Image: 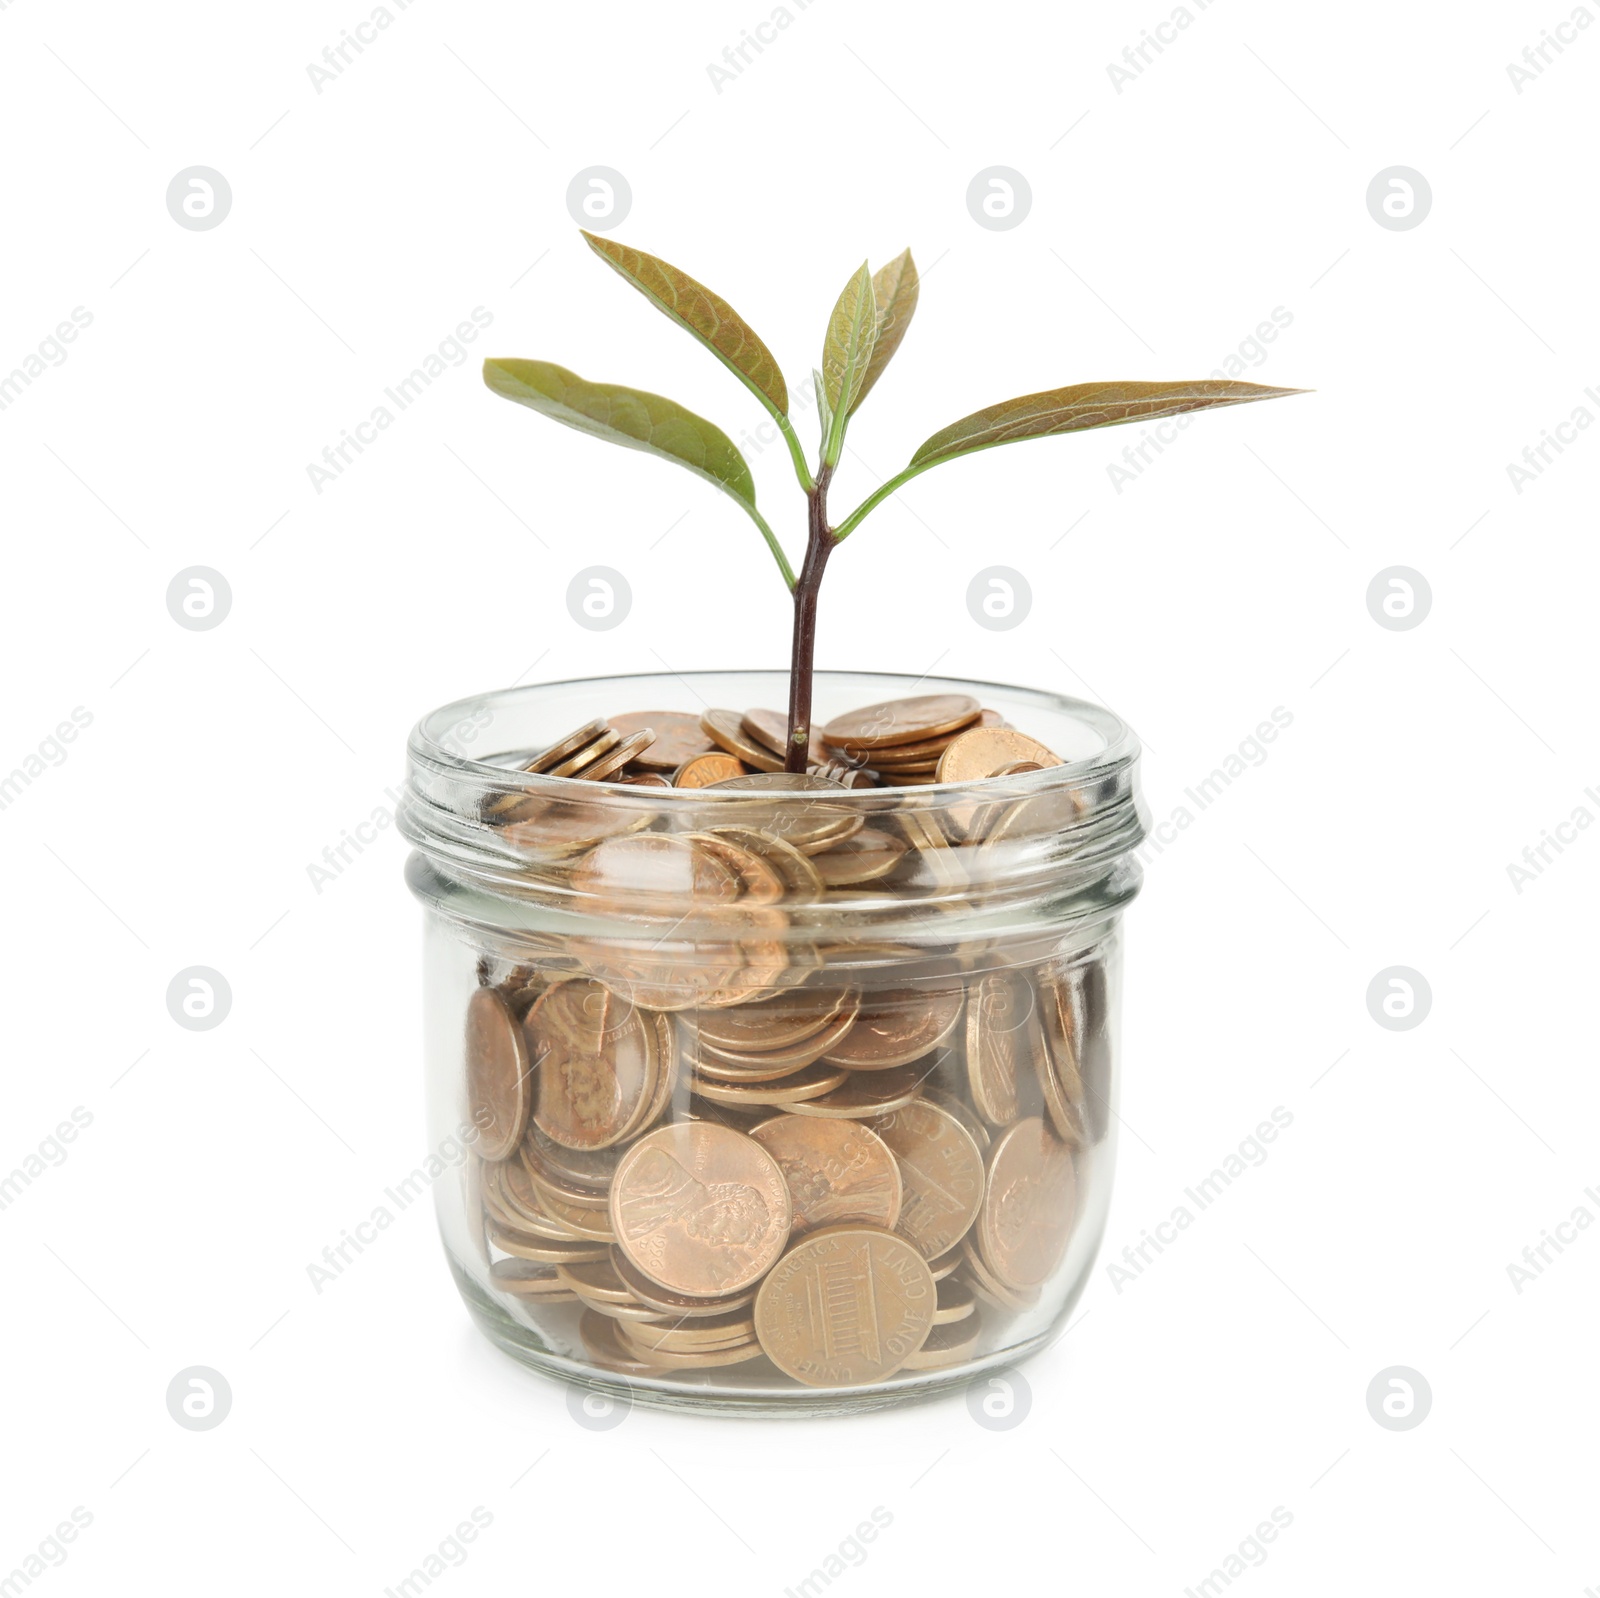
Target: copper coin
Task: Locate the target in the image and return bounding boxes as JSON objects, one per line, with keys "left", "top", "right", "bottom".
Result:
{"left": 935, "top": 727, "right": 1061, "bottom": 785}
{"left": 872, "top": 1098, "right": 985, "bottom": 1260}
{"left": 822, "top": 986, "right": 963, "bottom": 1070}
{"left": 545, "top": 727, "right": 623, "bottom": 778}
{"left": 931, "top": 1276, "right": 976, "bottom": 1325}
{"left": 682, "top": 832, "right": 785, "bottom": 904}
{"left": 899, "top": 1314, "right": 981, "bottom": 1371}
{"left": 525, "top": 980, "right": 658, "bottom": 1150}
{"left": 489, "top": 1229, "right": 609, "bottom": 1265}
{"left": 964, "top": 971, "right": 1039, "bottom": 1127}
{"left": 690, "top": 1061, "right": 849, "bottom": 1106}
{"left": 958, "top": 1235, "right": 1039, "bottom": 1313}
{"left": 753, "top": 1224, "right": 936, "bottom": 1387}
{"left": 692, "top": 984, "right": 855, "bottom": 1054}
{"left": 525, "top": 718, "right": 609, "bottom": 774}
{"left": 500, "top": 799, "right": 654, "bottom": 858}
{"left": 701, "top": 825, "right": 825, "bottom": 899}
{"left": 465, "top": 987, "right": 532, "bottom": 1162}
{"left": 578, "top": 1309, "right": 663, "bottom": 1375}
{"left": 699, "top": 708, "right": 783, "bottom": 771}
{"left": 811, "top": 828, "right": 910, "bottom": 887}
{"left": 608, "top": 1245, "right": 758, "bottom": 1317}
{"left": 613, "top": 771, "right": 673, "bottom": 789}
{"left": 927, "top": 1241, "right": 964, "bottom": 1282}
{"left": 740, "top": 707, "right": 827, "bottom": 767}
{"left": 617, "top": 1337, "right": 764, "bottom": 1370}
{"left": 521, "top": 1123, "right": 620, "bottom": 1198}
{"left": 489, "top": 1259, "right": 573, "bottom": 1297}
{"left": 610, "top": 710, "right": 715, "bottom": 770}
{"left": 1038, "top": 972, "right": 1088, "bottom": 1146}
{"left": 784, "top": 1064, "right": 928, "bottom": 1120}
{"left": 554, "top": 1256, "right": 636, "bottom": 1305}
{"left": 570, "top": 833, "right": 741, "bottom": 906}
{"left": 822, "top": 694, "right": 982, "bottom": 751}
{"left": 979, "top": 1116, "right": 1077, "bottom": 1291}
{"left": 674, "top": 752, "right": 748, "bottom": 788}
{"left": 750, "top": 1115, "right": 903, "bottom": 1235}
{"left": 571, "top": 728, "right": 656, "bottom": 783}
{"left": 618, "top": 1306, "right": 757, "bottom": 1352}
{"left": 609, "top": 1122, "right": 791, "bottom": 1296}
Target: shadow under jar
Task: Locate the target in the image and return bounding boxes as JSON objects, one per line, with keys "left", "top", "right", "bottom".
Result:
{"left": 401, "top": 670, "right": 1147, "bottom": 1416}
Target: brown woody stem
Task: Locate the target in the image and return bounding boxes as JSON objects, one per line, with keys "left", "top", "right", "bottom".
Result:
{"left": 784, "top": 464, "right": 835, "bottom": 773}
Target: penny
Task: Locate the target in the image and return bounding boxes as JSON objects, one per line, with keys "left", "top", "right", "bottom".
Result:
{"left": 784, "top": 1063, "right": 929, "bottom": 1120}
{"left": 571, "top": 833, "right": 741, "bottom": 906}
{"left": 741, "top": 707, "right": 827, "bottom": 767}
{"left": 753, "top": 1224, "right": 936, "bottom": 1387}
{"left": 811, "top": 828, "right": 909, "bottom": 887}
{"left": 545, "top": 727, "right": 623, "bottom": 779}
{"left": 692, "top": 984, "right": 854, "bottom": 1054}
{"left": 958, "top": 1235, "right": 1038, "bottom": 1313}
{"left": 609, "top": 710, "right": 714, "bottom": 770}
{"left": 701, "top": 825, "right": 825, "bottom": 899}
{"left": 899, "top": 1314, "right": 981, "bottom": 1371}
{"left": 617, "top": 1336, "right": 764, "bottom": 1370}
{"left": 465, "top": 987, "right": 532, "bottom": 1162}
{"left": 699, "top": 708, "right": 783, "bottom": 772}
{"left": 921, "top": 1086, "right": 992, "bottom": 1154}
{"left": 500, "top": 798, "right": 654, "bottom": 857}
{"left": 965, "top": 971, "right": 1037, "bottom": 1127}
{"left": 822, "top": 694, "right": 982, "bottom": 751}
{"left": 935, "top": 727, "right": 1061, "bottom": 785}
{"left": 927, "top": 1241, "right": 964, "bottom": 1282}
{"left": 871, "top": 1098, "right": 985, "bottom": 1261}
{"left": 690, "top": 1061, "right": 849, "bottom": 1106}
{"left": 618, "top": 1306, "right": 757, "bottom": 1352}
{"left": 490, "top": 1259, "right": 578, "bottom": 1298}
{"left": 674, "top": 751, "right": 748, "bottom": 789}
{"left": 931, "top": 1276, "right": 976, "bottom": 1325}
{"left": 534, "top": 1186, "right": 618, "bottom": 1243}
{"left": 489, "top": 1228, "right": 610, "bottom": 1265}
{"left": 610, "top": 1122, "right": 791, "bottom": 1296}
{"left": 683, "top": 832, "right": 785, "bottom": 904}
{"left": 571, "top": 728, "right": 657, "bottom": 783}
{"left": 525, "top": 980, "right": 659, "bottom": 1150}
{"left": 608, "top": 1245, "right": 758, "bottom": 1317}
{"left": 525, "top": 718, "right": 610, "bottom": 774}
{"left": 579, "top": 1309, "right": 665, "bottom": 1375}
{"left": 554, "top": 1256, "right": 636, "bottom": 1304}
{"left": 822, "top": 986, "right": 963, "bottom": 1071}
{"left": 614, "top": 771, "right": 673, "bottom": 789}
{"left": 522, "top": 1123, "right": 621, "bottom": 1197}
{"left": 1038, "top": 973, "right": 1088, "bottom": 1147}
{"left": 750, "top": 1115, "right": 902, "bottom": 1235}
{"left": 979, "top": 1116, "right": 1077, "bottom": 1291}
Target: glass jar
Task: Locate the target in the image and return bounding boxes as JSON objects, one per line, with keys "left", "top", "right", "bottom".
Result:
{"left": 401, "top": 670, "right": 1146, "bottom": 1415}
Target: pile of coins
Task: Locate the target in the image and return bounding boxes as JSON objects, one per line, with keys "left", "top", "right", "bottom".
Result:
{"left": 460, "top": 694, "right": 1113, "bottom": 1389}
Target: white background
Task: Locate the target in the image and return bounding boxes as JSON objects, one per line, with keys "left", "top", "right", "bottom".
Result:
{"left": 2, "top": 0, "right": 1596, "bottom": 1593}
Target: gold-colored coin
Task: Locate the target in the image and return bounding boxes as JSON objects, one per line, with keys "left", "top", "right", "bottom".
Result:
{"left": 935, "top": 727, "right": 1062, "bottom": 785}
{"left": 501, "top": 798, "right": 654, "bottom": 858}
{"left": 570, "top": 833, "right": 741, "bottom": 907}
{"left": 958, "top": 1235, "right": 1039, "bottom": 1313}
{"left": 465, "top": 986, "right": 532, "bottom": 1162}
{"left": 610, "top": 710, "right": 715, "bottom": 770}
{"left": 699, "top": 708, "right": 783, "bottom": 771}
{"left": 609, "top": 1122, "right": 791, "bottom": 1296}
{"left": 554, "top": 1256, "right": 636, "bottom": 1304}
{"left": 613, "top": 771, "right": 673, "bottom": 789}
{"left": 691, "top": 984, "right": 855, "bottom": 1054}
{"left": 617, "top": 1306, "right": 757, "bottom": 1352}
{"left": 978, "top": 1115, "right": 1077, "bottom": 1291}
{"left": 700, "top": 825, "right": 825, "bottom": 900}
{"left": 489, "top": 1259, "right": 577, "bottom": 1298}
{"left": 520, "top": 1124, "right": 619, "bottom": 1204}
{"left": 673, "top": 751, "right": 748, "bottom": 788}
{"left": 579, "top": 1308, "right": 666, "bottom": 1375}
{"left": 571, "top": 729, "right": 657, "bottom": 783}
{"left": 822, "top": 694, "right": 982, "bottom": 751}
{"left": 1038, "top": 972, "right": 1088, "bottom": 1147}
{"left": 750, "top": 1115, "right": 903, "bottom": 1235}
{"left": 525, "top": 718, "right": 610, "bottom": 774}
{"left": 525, "top": 980, "right": 659, "bottom": 1150}
{"left": 489, "top": 1228, "right": 610, "bottom": 1265}
{"left": 753, "top": 1223, "right": 936, "bottom": 1387}
{"left": 682, "top": 832, "right": 785, "bottom": 904}
{"left": 899, "top": 1314, "right": 981, "bottom": 1370}
{"left": 811, "top": 828, "right": 909, "bottom": 887}
{"left": 927, "top": 1241, "right": 964, "bottom": 1282}
{"left": 964, "top": 971, "right": 1039, "bottom": 1127}
{"left": 822, "top": 985, "right": 963, "bottom": 1071}
{"left": 871, "top": 1098, "right": 985, "bottom": 1260}
{"left": 617, "top": 1336, "right": 765, "bottom": 1370}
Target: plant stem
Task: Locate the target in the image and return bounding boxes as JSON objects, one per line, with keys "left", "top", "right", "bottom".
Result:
{"left": 784, "top": 464, "right": 835, "bottom": 772}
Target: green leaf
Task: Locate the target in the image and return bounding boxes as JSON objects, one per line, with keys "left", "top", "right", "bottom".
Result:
{"left": 580, "top": 231, "right": 789, "bottom": 418}
{"left": 811, "top": 368, "right": 832, "bottom": 454}
{"left": 820, "top": 262, "right": 879, "bottom": 464}
{"left": 854, "top": 248, "right": 918, "bottom": 409}
{"left": 484, "top": 357, "right": 757, "bottom": 503}
{"left": 909, "top": 379, "right": 1305, "bottom": 469}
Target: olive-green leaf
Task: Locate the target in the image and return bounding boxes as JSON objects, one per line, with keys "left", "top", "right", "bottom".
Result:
{"left": 581, "top": 231, "right": 788, "bottom": 418}
{"left": 821, "top": 262, "right": 880, "bottom": 449}
{"left": 483, "top": 357, "right": 757, "bottom": 507}
{"left": 855, "top": 248, "right": 918, "bottom": 409}
{"left": 909, "top": 379, "right": 1306, "bottom": 469}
